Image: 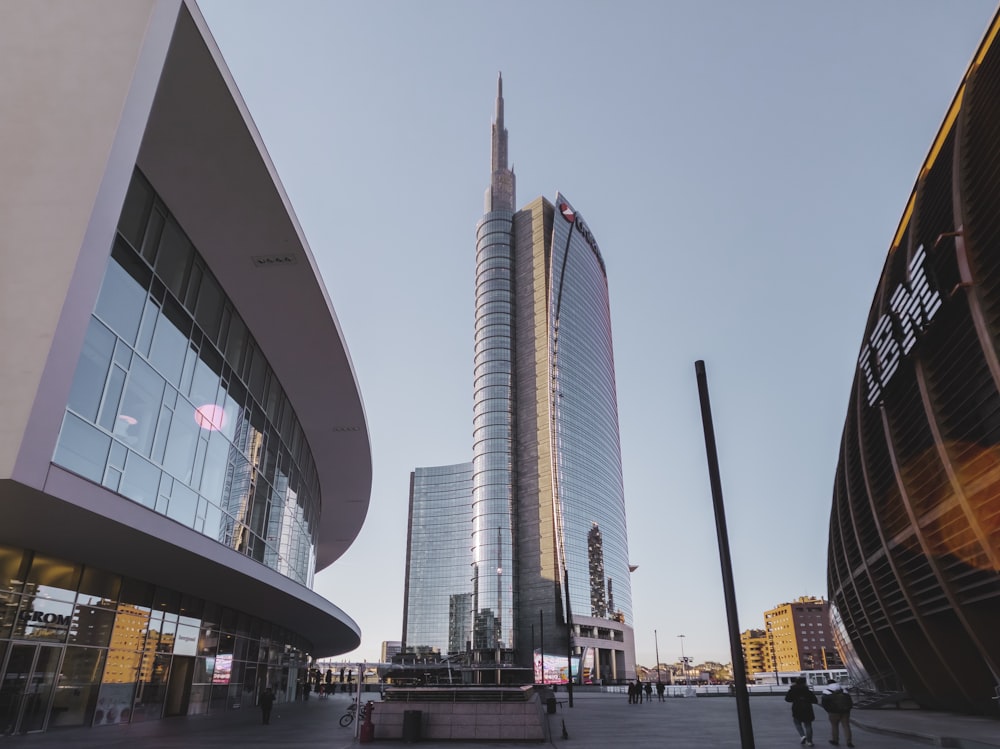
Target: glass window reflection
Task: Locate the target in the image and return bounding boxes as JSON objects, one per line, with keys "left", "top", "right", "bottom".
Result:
{"left": 53, "top": 170, "right": 322, "bottom": 586}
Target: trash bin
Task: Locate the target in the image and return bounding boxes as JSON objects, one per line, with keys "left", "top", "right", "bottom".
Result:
{"left": 402, "top": 709, "right": 422, "bottom": 742}
{"left": 546, "top": 697, "right": 557, "bottom": 714}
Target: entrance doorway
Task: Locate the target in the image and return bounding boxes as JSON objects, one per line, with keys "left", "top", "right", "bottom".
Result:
{"left": 0, "top": 643, "right": 63, "bottom": 735}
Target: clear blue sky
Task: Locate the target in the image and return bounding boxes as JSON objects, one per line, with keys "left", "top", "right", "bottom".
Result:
{"left": 198, "top": 0, "right": 998, "bottom": 668}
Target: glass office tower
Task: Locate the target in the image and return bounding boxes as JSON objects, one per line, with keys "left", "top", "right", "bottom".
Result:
{"left": 471, "top": 77, "right": 634, "bottom": 680}
{"left": 405, "top": 76, "right": 635, "bottom": 683}
{"left": 402, "top": 464, "right": 474, "bottom": 655}
{"left": 471, "top": 74, "right": 517, "bottom": 661}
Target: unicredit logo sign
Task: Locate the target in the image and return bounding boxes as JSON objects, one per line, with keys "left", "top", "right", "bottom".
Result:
{"left": 557, "top": 199, "right": 600, "bottom": 258}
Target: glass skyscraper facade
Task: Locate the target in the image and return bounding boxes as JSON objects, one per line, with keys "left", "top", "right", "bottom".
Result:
{"left": 402, "top": 464, "right": 473, "bottom": 655}
{"left": 405, "top": 76, "right": 635, "bottom": 682}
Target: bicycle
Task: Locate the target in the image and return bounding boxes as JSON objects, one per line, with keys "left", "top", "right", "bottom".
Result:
{"left": 339, "top": 701, "right": 366, "bottom": 727}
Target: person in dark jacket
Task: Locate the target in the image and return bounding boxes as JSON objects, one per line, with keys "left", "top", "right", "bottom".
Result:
{"left": 785, "top": 677, "right": 818, "bottom": 746}
{"left": 259, "top": 687, "right": 275, "bottom": 725}
{"left": 820, "top": 681, "right": 854, "bottom": 747}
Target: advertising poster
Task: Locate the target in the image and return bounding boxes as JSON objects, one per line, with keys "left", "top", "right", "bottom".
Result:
{"left": 533, "top": 649, "right": 587, "bottom": 684}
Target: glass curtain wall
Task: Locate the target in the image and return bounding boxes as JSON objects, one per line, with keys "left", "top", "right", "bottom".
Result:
{"left": 0, "top": 544, "right": 306, "bottom": 731}
{"left": 548, "top": 197, "right": 633, "bottom": 627}
{"left": 403, "top": 464, "right": 474, "bottom": 655}
{"left": 471, "top": 211, "right": 517, "bottom": 658}
{"left": 53, "top": 170, "right": 320, "bottom": 586}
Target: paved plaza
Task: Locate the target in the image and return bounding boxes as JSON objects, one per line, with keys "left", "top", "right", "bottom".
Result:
{"left": 3, "top": 691, "right": 998, "bottom": 748}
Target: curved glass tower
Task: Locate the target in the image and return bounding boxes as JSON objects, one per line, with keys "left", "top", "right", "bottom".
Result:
{"left": 407, "top": 75, "right": 635, "bottom": 683}
{"left": 467, "top": 76, "right": 634, "bottom": 681}
{"left": 472, "top": 74, "right": 517, "bottom": 657}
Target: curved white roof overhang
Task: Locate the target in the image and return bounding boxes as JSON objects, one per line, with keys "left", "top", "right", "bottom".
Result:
{"left": 137, "top": 3, "right": 372, "bottom": 571}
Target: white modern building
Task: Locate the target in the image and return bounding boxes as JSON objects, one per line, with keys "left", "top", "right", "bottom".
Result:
{"left": 0, "top": 0, "right": 371, "bottom": 734}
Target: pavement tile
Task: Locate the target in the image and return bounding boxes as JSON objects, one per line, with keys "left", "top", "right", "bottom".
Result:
{"left": 2, "top": 691, "right": 997, "bottom": 748}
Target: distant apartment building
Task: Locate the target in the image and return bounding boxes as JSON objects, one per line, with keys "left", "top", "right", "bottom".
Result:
{"left": 381, "top": 641, "right": 402, "bottom": 663}
{"left": 739, "top": 628, "right": 768, "bottom": 681}
{"left": 763, "top": 597, "right": 842, "bottom": 673}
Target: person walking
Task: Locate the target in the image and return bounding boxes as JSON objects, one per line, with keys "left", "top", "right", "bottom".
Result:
{"left": 656, "top": 681, "right": 665, "bottom": 702}
{"left": 785, "top": 677, "right": 818, "bottom": 746}
{"left": 259, "top": 687, "right": 275, "bottom": 725}
{"left": 820, "top": 680, "right": 855, "bottom": 747}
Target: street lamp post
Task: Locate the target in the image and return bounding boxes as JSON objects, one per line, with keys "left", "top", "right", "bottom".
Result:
{"left": 496, "top": 565, "right": 502, "bottom": 685}
{"left": 654, "top": 629, "right": 661, "bottom": 684}
{"left": 767, "top": 619, "right": 779, "bottom": 686}
{"left": 678, "top": 634, "right": 687, "bottom": 686}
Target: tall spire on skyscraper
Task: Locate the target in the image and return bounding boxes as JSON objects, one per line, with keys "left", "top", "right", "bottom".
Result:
{"left": 485, "top": 72, "right": 516, "bottom": 212}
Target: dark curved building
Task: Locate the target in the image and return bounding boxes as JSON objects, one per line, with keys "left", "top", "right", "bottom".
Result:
{"left": 827, "top": 10, "right": 1000, "bottom": 715}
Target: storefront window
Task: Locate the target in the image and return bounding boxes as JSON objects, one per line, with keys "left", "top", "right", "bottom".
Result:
{"left": 50, "top": 647, "right": 105, "bottom": 728}
{"left": 77, "top": 566, "right": 121, "bottom": 607}
{"left": 96, "top": 649, "right": 139, "bottom": 725}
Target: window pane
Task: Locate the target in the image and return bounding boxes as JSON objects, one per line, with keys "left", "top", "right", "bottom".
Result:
{"left": 77, "top": 566, "right": 121, "bottom": 607}
{"left": 95, "top": 240, "right": 151, "bottom": 345}
{"left": 195, "top": 272, "right": 224, "bottom": 342}
{"left": 117, "top": 175, "right": 152, "bottom": 250}
{"left": 25, "top": 552, "right": 80, "bottom": 595}
{"left": 67, "top": 318, "right": 115, "bottom": 421}
{"left": 163, "top": 399, "right": 198, "bottom": 483}
{"left": 50, "top": 646, "right": 106, "bottom": 728}
{"left": 69, "top": 604, "right": 116, "bottom": 647}
{"left": 114, "top": 358, "right": 164, "bottom": 457}
{"left": 149, "top": 296, "right": 190, "bottom": 386}
{"left": 54, "top": 413, "right": 111, "bottom": 483}
{"left": 120, "top": 451, "right": 160, "bottom": 509}
{"left": 200, "top": 431, "right": 229, "bottom": 507}
{"left": 141, "top": 207, "right": 165, "bottom": 265}
{"left": 189, "top": 348, "right": 222, "bottom": 410}
{"left": 224, "top": 313, "right": 247, "bottom": 372}
{"left": 97, "top": 366, "right": 127, "bottom": 432}
{"left": 155, "top": 218, "right": 193, "bottom": 301}
{"left": 167, "top": 482, "right": 197, "bottom": 528}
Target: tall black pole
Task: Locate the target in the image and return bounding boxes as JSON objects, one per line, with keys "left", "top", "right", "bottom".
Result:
{"left": 539, "top": 609, "right": 544, "bottom": 665}
{"left": 695, "top": 360, "right": 755, "bottom": 749}
{"left": 538, "top": 609, "right": 545, "bottom": 685}
{"left": 564, "top": 567, "right": 574, "bottom": 707}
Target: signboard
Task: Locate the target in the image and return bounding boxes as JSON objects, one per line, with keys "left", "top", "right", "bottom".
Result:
{"left": 212, "top": 654, "right": 233, "bottom": 685}
{"left": 533, "top": 648, "right": 592, "bottom": 684}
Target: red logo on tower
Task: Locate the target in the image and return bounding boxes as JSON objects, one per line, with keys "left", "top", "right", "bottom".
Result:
{"left": 559, "top": 203, "right": 575, "bottom": 223}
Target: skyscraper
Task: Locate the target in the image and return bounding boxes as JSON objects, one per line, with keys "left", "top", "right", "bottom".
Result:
{"left": 405, "top": 75, "right": 635, "bottom": 683}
